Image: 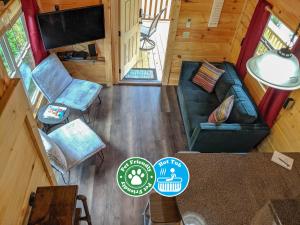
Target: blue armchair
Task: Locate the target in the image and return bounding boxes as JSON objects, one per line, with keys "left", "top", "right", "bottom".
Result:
{"left": 32, "top": 54, "right": 103, "bottom": 120}
{"left": 39, "top": 118, "right": 106, "bottom": 183}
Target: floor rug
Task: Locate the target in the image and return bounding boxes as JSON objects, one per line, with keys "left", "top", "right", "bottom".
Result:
{"left": 124, "top": 68, "right": 157, "bottom": 80}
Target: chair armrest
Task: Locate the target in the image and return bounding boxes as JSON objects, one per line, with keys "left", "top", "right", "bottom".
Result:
{"left": 189, "top": 123, "right": 270, "bottom": 153}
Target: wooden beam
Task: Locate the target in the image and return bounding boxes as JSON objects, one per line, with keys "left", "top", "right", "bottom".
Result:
{"left": 162, "top": 0, "right": 181, "bottom": 85}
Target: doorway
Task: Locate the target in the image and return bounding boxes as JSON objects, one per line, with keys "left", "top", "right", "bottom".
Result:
{"left": 119, "top": 0, "right": 172, "bottom": 83}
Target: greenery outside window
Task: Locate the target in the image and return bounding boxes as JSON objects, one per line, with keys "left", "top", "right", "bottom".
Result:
{"left": 0, "top": 14, "right": 38, "bottom": 104}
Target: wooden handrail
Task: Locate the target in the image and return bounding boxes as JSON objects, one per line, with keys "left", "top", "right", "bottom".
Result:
{"left": 141, "top": 0, "right": 172, "bottom": 20}
{"left": 264, "top": 26, "right": 287, "bottom": 49}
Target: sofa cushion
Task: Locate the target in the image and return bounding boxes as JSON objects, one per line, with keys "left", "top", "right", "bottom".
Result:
{"left": 225, "top": 85, "right": 258, "bottom": 124}
{"left": 215, "top": 62, "right": 242, "bottom": 102}
{"left": 180, "top": 81, "right": 220, "bottom": 104}
{"left": 177, "top": 82, "right": 220, "bottom": 135}
{"left": 208, "top": 95, "right": 234, "bottom": 123}
{"left": 183, "top": 92, "right": 219, "bottom": 132}
{"left": 180, "top": 80, "right": 203, "bottom": 91}
{"left": 179, "top": 62, "right": 201, "bottom": 81}
{"left": 187, "top": 102, "right": 219, "bottom": 134}
{"left": 192, "top": 61, "right": 225, "bottom": 93}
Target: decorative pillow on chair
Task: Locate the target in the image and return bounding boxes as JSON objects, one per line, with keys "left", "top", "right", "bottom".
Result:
{"left": 192, "top": 61, "right": 225, "bottom": 93}
{"left": 38, "top": 129, "right": 68, "bottom": 173}
{"left": 208, "top": 95, "right": 234, "bottom": 123}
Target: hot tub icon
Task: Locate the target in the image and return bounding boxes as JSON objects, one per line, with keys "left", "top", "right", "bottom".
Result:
{"left": 156, "top": 168, "right": 183, "bottom": 192}
{"left": 157, "top": 177, "right": 183, "bottom": 192}
{"left": 154, "top": 157, "right": 190, "bottom": 197}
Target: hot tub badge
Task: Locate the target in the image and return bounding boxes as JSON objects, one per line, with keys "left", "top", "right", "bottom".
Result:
{"left": 116, "top": 157, "right": 155, "bottom": 197}
{"left": 153, "top": 157, "right": 190, "bottom": 197}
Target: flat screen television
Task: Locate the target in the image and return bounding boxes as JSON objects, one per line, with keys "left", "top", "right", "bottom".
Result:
{"left": 37, "top": 5, "right": 105, "bottom": 49}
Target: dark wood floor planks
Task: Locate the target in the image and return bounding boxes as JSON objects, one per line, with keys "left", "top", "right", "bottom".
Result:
{"left": 64, "top": 85, "right": 187, "bottom": 225}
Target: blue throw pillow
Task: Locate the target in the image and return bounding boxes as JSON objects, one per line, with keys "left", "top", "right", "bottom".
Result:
{"left": 225, "top": 85, "right": 258, "bottom": 124}
{"left": 215, "top": 63, "right": 242, "bottom": 102}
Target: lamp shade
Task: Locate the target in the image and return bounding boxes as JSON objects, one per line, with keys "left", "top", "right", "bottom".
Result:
{"left": 246, "top": 50, "right": 300, "bottom": 90}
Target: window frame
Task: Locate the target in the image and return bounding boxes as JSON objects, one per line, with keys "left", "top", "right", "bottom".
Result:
{"left": 0, "top": 13, "right": 39, "bottom": 104}
{"left": 0, "top": 39, "right": 15, "bottom": 76}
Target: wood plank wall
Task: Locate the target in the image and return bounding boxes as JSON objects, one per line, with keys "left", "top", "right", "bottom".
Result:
{"left": 36, "top": 0, "right": 113, "bottom": 85}
{"left": 165, "top": 0, "right": 247, "bottom": 85}
{"left": 229, "top": 0, "right": 300, "bottom": 152}
{"left": 0, "top": 79, "right": 56, "bottom": 225}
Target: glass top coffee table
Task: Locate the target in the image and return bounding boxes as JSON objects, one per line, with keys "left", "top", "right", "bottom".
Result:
{"left": 37, "top": 103, "right": 70, "bottom": 133}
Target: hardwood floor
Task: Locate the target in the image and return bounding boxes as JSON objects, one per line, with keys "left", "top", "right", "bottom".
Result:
{"left": 61, "top": 85, "right": 187, "bottom": 225}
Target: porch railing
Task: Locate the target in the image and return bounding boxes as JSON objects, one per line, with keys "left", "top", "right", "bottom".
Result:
{"left": 141, "top": 0, "right": 172, "bottom": 21}
{"left": 256, "top": 26, "right": 287, "bottom": 55}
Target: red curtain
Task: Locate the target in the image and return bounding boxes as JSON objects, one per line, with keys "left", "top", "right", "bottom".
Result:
{"left": 258, "top": 89, "right": 290, "bottom": 127}
{"left": 258, "top": 40, "right": 300, "bottom": 127}
{"left": 21, "top": 0, "right": 48, "bottom": 65}
{"left": 236, "top": 0, "right": 272, "bottom": 80}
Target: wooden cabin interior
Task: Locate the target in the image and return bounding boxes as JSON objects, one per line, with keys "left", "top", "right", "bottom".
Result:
{"left": 1, "top": 0, "right": 300, "bottom": 224}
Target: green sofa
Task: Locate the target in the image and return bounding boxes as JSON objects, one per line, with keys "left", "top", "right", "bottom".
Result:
{"left": 177, "top": 61, "right": 270, "bottom": 153}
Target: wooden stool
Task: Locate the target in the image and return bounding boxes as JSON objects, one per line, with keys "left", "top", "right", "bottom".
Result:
{"left": 28, "top": 186, "right": 92, "bottom": 225}
{"left": 145, "top": 193, "right": 182, "bottom": 225}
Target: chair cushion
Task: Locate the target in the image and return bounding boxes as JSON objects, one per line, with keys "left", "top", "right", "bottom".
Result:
{"left": 32, "top": 54, "right": 73, "bottom": 102}
{"left": 215, "top": 62, "right": 242, "bottom": 102}
{"left": 48, "top": 119, "right": 106, "bottom": 169}
{"left": 141, "top": 24, "right": 150, "bottom": 36}
{"left": 55, "top": 79, "right": 102, "bottom": 111}
{"left": 225, "top": 85, "right": 258, "bottom": 124}
{"left": 38, "top": 129, "right": 68, "bottom": 173}
{"left": 208, "top": 95, "right": 234, "bottom": 123}
{"left": 192, "top": 61, "right": 224, "bottom": 93}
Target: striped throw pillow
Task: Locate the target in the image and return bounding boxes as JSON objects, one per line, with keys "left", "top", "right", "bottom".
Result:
{"left": 208, "top": 95, "right": 234, "bottom": 123}
{"left": 192, "top": 61, "right": 225, "bottom": 93}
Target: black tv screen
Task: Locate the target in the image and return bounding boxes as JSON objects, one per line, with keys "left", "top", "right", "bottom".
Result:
{"left": 37, "top": 5, "right": 105, "bottom": 49}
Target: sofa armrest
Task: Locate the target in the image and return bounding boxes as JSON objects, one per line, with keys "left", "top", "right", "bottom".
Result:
{"left": 189, "top": 123, "right": 270, "bottom": 153}
{"left": 198, "top": 123, "right": 269, "bottom": 131}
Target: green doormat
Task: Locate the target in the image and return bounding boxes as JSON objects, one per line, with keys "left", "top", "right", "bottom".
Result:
{"left": 124, "top": 68, "right": 157, "bottom": 80}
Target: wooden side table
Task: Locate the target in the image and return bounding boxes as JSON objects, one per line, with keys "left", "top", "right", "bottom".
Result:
{"left": 37, "top": 103, "right": 70, "bottom": 133}
{"left": 28, "top": 185, "right": 92, "bottom": 225}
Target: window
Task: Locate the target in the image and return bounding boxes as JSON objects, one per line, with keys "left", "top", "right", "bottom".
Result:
{"left": 0, "top": 45, "right": 13, "bottom": 74}
{"left": 254, "top": 15, "right": 298, "bottom": 90}
{"left": 0, "top": 15, "right": 38, "bottom": 103}
{"left": 255, "top": 15, "right": 298, "bottom": 56}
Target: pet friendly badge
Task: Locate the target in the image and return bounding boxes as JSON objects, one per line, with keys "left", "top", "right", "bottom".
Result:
{"left": 116, "top": 157, "right": 155, "bottom": 197}
{"left": 153, "top": 157, "right": 190, "bottom": 197}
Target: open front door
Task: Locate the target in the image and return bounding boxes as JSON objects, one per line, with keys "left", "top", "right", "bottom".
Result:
{"left": 120, "top": 0, "right": 141, "bottom": 79}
